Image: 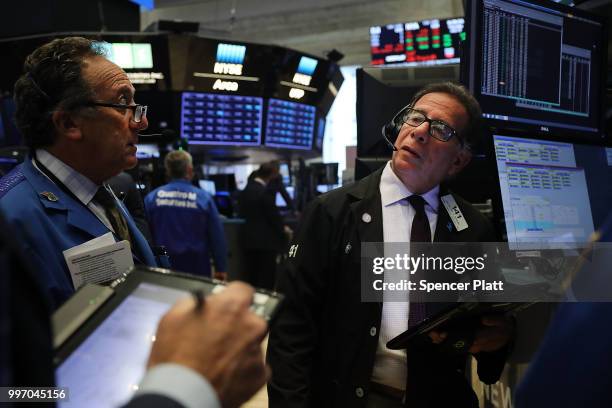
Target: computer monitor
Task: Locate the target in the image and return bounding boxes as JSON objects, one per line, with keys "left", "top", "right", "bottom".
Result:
{"left": 135, "top": 144, "right": 160, "bottom": 159}
{"left": 493, "top": 134, "right": 612, "bottom": 249}
{"left": 180, "top": 92, "right": 263, "bottom": 146}
{"left": 309, "top": 162, "right": 339, "bottom": 185}
{"left": 264, "top": 98, "right": 316, "bottom": 150}
{"left": 94, "top": 41, "right": 153, "bottom": 69}
{"left": 279, "top": 163, "right": 290, "bottom": 185}
{"left": 208, "top": 174, "right": 237, "bottom": 192}
{"left": 198, "top": 179, "right": 216, "bottom": 195}
{"left": 275, "top": 186, "right": 295, "bottom": 207}
{"left": 370, "top": 17, "right": 465, "bottom": 66}
{"left": 464, "top": 0, "right": 607, "bottom": 140}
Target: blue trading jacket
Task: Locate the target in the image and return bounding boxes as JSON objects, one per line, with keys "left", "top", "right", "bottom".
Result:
{"left": 0, "top": 157, "right": 158, "bottom": 310}
{"left": 144, "top": 179, "right": 228, "bottom": 277}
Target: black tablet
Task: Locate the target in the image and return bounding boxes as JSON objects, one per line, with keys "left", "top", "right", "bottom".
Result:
{"left": 52, "top": 266, "right": 283, "bottom": 407}
{"left": 386, "top": 302, "right": 533, "bottom": 350}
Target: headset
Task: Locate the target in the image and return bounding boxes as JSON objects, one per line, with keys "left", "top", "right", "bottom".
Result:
{"left": 381, "top": 104, "right": 412, "bottom": 152}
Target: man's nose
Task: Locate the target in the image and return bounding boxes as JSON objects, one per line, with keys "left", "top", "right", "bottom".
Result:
{"left": 131, "top": 115, "right": 148, "bottom": 131}
{"left": 411, "top": 121, "right": 430, "bottom": 144}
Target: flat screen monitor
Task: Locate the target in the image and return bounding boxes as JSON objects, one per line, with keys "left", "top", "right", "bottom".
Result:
{"left": 310, "top": 162, "right": 339, "bottom": 185}
{"left": 370, "top": 17, "right": 465, "bottom": 66}
{"left": 314, "top": 115, "right": 326, "bottom": 152}
{"left": 135, "top": 144, "right": 159, "bottom": 159}
{"left": 198, "top": 179, "right": 216, "bottom": 195}
{"left": 181, "top": 92, "right": 263, "bottom": 146}
{"left": 279, "top": 163, "right": 290, "bottom": 185}
{"left": 208, "top": 174, "right": 237, "bottom": 192}
{"left": 275, "top": 186, "right": 295, "bottom": 207}
{"left": 94, "top": 42, "right": 153, "bottom": 69}
{"left": 264, "top": 98, "right": 315, "bottom": 150}
{"left": 493, "top": 134, "right": 612, "bottom": 249}
{"left": 465, "top": 0, "right": 607, "bottom": 140}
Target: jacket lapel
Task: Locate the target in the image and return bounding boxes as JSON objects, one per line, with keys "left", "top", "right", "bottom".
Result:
{"left": 348, "top": 168, "right": 385, "bottom": 314}
{"left": 23, "top": 159, "right": 108, "bottom": 239}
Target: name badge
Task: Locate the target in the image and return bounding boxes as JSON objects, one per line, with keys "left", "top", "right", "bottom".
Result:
{"left": 441, "top": 194, "right": 468, "bottom": 232}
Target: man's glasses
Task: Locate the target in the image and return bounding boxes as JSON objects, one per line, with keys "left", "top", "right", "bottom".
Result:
{"left": 87, "top": 102, "right": 148, "bottom": 123}
{"left": 396, "top": 107, "right": 460, "bottom": 145}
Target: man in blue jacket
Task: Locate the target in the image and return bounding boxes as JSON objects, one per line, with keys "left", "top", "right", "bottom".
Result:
{"left": 0, "top": 37, "right": 158, "bottom": 309}
{"left": 145, "top": 150, "right": 228, "bottom": 279}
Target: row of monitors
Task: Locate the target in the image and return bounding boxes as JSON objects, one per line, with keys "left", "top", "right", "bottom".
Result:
{"left": 0, "top": 34, "right": 343, "bottom": 114}
{"left": 180, "top": 92, "right": 325, "bottom": 150}
{"left": 463, "top": 0, "right": 607, "bottom": 142}
{"left": 493, "top": 134, "right": 612, "bottom": 250}
{"left": 370, "top": 17, "right": 465, "bottom": 67}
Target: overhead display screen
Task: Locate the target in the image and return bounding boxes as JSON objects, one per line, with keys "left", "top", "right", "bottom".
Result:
{"left": 181, "top": 92, "right": 262, "bottom": 146}
{"left": 370, "top": 17, "right": 465, "bottom": 66}
{"left": 96, "top": 42, "right": 153, "bottom": 69}
{"left": 94, "top": 36, "right": 171, "bottom": 89}
{"left": 184, "top": 38, "right": 266, "bottom": 96}
{"left": 273, "top": 51, "right": 329, "bottom": 105}
{"left": 264, "top": 98, "right": 316, "bottom": 150}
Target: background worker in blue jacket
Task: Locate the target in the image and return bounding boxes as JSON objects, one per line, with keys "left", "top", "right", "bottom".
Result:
{"left": 0, "top": 37, "right": 158, "bottom": 309}
{"left": 145, "top": 150, "right": 228, "bottom": 279}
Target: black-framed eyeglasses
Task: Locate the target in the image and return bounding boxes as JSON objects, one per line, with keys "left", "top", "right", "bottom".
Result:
{"left": 86, "top": 102, "right": 148, "bottom": 123}
{"left": 396, "top": 107, "right": 460, "bottom": 145}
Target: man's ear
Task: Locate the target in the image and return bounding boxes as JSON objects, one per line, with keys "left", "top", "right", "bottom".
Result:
{"left": 447, "top": 148, "right": 472, "bottom": 178}
{"left": 51, "top": 110, "right": 83, "bottom": 141}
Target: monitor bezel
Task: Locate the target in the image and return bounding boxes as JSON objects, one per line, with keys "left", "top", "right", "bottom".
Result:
{"left": 463, "top": 0, "right": 609, "bottom": 144}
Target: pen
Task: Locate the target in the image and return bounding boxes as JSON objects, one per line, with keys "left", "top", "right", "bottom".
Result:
{"left": 192, "top": 289, "right": 206, "bottom": 312}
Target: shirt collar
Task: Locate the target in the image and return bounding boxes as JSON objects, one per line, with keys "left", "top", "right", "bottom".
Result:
{"left": 254, "top": 177, "right": 266, "bottom": 187}
{"left": 35, "top": 149, "right": 99, "bottom": 206}
{"left": 379, "top": 161, "right": 439, "bottom": 212}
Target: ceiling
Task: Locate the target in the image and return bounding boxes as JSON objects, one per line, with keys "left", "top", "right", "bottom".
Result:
{"left": 141, "top": 0, "right": 465, "bottom": 66}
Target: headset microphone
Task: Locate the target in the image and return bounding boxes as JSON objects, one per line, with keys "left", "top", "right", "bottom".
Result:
{"left": 137, "top": 129, "right": 177, "bottom": 139}
{"left": 381, "top": 122, "right": 398, "bottom": 151}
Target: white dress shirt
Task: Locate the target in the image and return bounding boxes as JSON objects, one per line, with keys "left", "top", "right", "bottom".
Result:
{"left": 371, "top": 161, "right": 440, "bottom": 390}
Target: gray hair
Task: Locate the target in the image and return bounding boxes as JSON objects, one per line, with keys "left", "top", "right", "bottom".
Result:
{"left": 165, "top": 150, "right": 193, "bottom": 180}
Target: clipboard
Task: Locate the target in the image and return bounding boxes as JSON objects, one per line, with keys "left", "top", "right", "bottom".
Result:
{"left": 386, "top": 302, "right": 534, "bottom": 350}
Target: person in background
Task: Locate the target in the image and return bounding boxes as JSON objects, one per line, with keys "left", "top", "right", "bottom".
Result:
{"left": 145, "top": 150, "right": 227, "bottom": 280}
{"left": 107, "top": 171, "right": 153, "bottom": 244}
{"left": 238, "top": 162, "right": 289, "bottom": 290}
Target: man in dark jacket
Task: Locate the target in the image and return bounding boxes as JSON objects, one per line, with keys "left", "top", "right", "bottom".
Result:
{"left": 238, "top": 162, "right": 288, "bottom": 290}
{"left": 267, "top": 82, "right": 512, "bottom": 407}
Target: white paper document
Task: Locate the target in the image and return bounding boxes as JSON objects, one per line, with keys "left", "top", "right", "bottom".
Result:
{"left": 63, "top": 233, "right": 134, "bottom": 289}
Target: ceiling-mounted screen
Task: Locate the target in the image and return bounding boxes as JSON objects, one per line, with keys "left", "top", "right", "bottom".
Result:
{"left": 370, "top": 17, "right": 465, "bottom": 66}
{"left": 264, "top": 98, "right": 316, "bottom": 150}
{"left": 95, "top": 42, "right": 153, "bottom": 69}
{"left": 184, "top": 38, "right": 267, "bottom": 96}
{"left": 465, "top": 0, "right": 606, "bottom": 140}
{"left": 180, "top": 92, "right": 262, "bottom": 146}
